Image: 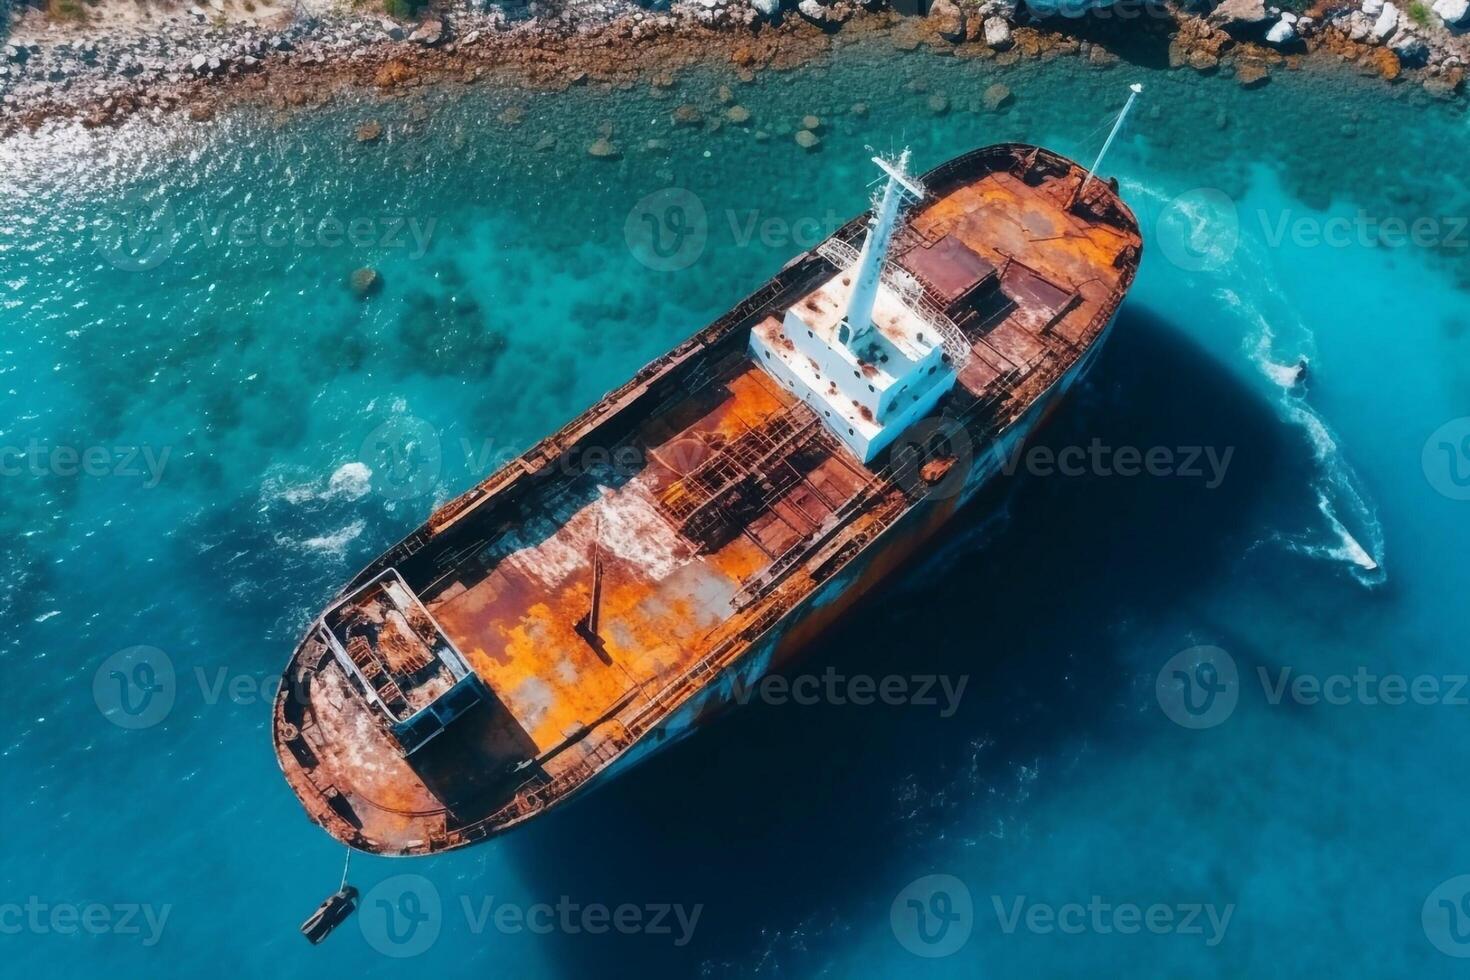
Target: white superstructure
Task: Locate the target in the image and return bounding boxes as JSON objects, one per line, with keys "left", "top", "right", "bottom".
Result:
{"left": 751, "top": 151, "right": 958, "bottom": 463}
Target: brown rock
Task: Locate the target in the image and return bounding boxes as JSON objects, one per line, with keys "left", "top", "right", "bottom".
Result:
{"left": 1371, "top": 48, "right": 1401, "bottom": 81}
{"left": 1424, "top": 67, "right": 1465, "bottom": 99}
{"left": 928, "top": 0, "right": 967, "bottom": 44}
{"left": 725, "top": 105, "right": 752, "bottom": 125}
{"left": 1188, "top": 49, "right": 1221, "bottom": 73}
{"left": 374, "top": 60, "right": 415, "bottom": 90}
{"left": 982, "top": 83, "right": 1013, "bottom": 111}
{"left": 1235, "top": 61, "right": 1270, "bottom": 88}
{"left": 355, "top": 120, "right": 383, "bottom": 143}
{"left": 672, "top": 103, "right": 703, "bottom": 126}
{"left": 588, "top": 137, "right": 620, "bottom": 159}
{"left": 350, "top": 267, "right": 381, "bottom": 297}
{"left": 795, "top": 129, "right": 821, "bottom": 150}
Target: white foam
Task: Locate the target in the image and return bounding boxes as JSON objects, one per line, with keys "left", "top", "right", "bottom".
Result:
{"left": 1217, "top": 284, "right": 1386, "bottom": 586}
{"left": 262, "top": 460, "right": 374, "bottom": 507}
{"left": 326, "top": 462, "right": 372, "bottom": 501}
{"left": 285, "top": 520, "right": 366, "bottom": 557}
{"left": 1130, "top": 172, "right": 1387, "bottom": 587}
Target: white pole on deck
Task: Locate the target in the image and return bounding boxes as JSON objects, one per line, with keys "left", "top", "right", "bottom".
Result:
{"left": 842, "top": 150, "right": 924, "bottom": 350}
{"left": 1079, "top": 83, "right": 1143, "bottom": 201}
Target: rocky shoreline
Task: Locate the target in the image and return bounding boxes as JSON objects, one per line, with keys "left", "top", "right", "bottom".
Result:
{"left": 0, "top": 0, "right": 1465, "bottom": 135}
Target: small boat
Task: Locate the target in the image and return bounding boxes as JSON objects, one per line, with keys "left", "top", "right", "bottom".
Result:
{"left": 300, "top": 886, "right": 358, "bottom": 945}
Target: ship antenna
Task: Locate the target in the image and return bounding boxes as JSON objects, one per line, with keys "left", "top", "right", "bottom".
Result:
{"left": 1076, "top": 83, "right": 1143, "bottom": 204}
{"left": 839, "top": 149, "right": 925, "bottom": 350}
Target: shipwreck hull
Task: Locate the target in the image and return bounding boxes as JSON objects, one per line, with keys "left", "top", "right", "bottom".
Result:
{"left": 507, "top": 307, "right": 1117, "bottom": 804}
{"left": 273, "top": 143, "right": 1142, "bottom": 855}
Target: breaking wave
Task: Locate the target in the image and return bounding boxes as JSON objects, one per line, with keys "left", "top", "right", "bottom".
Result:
{"left": 1219, "top": 284, "right": 1386, "bottom": 587}
{"left": 260, "top": 461, "right": 373, "bottom": 507}
{"left": 279, "top": 519, "right": 366, "bottom": 558}
{"left": 1122, "top": 176, "right": 1384, "bottom": 586}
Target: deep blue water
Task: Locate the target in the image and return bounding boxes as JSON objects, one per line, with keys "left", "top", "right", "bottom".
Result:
{"left": 2, "top": 41, "right": 1469, "bottom": 977}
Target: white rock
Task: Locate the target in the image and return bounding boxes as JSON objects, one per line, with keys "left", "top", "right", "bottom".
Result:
{"left": 1433, "top": 0, "right": 1469, "bottom": 24}
{"left": 1210, "top": 0, "right": 1269, "bottom": 27}
{"left": 1362, "top": 0, "right": 1382, "bottom": 14}
{"left": 1348, "top": 10, "right": 1373, "bottom": 38}
{"left": 1266, "top": 17, "right": 1297, "bottom": 43}
{"left": 983, "top": 15, "right": 1012, "bottom": 46}
{"left": 750, "top": 0, "right": 780, "bottom": 15}
{"left": 1372, "top": 2, "right": 1399, "bottom": 40}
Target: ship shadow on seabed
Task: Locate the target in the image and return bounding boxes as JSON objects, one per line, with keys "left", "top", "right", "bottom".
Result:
{"left": 499, "top": 306, "right": 1299, "bottom": 977}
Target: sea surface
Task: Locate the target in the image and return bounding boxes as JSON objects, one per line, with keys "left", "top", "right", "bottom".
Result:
{"left": 2, "top": 37, "right": 1469, "bottom": 978}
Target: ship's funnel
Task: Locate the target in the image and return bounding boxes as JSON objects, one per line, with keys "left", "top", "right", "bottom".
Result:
{"left": 839, "top": 150, "right": 925, "bottom": 351}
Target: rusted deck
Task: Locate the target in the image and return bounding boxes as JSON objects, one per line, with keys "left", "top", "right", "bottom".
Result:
{"left": 274, "top": 144, "right": 1142, "bottom": 855}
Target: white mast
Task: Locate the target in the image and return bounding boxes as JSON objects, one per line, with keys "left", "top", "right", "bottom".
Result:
{"left": 840, "top": 150, "right": 925, "bottom": 350}
{"left": 1078, "top": 83, "right": 1143, "bottom": 200}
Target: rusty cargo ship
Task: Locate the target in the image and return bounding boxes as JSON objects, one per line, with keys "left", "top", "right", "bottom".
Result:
{"left": 273, "top": 140, "right": 1143, "bottom": 856}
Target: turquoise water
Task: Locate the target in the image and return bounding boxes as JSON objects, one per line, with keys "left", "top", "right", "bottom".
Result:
{"left": 2, "top": 41, "right": 1469, "bottom": 977}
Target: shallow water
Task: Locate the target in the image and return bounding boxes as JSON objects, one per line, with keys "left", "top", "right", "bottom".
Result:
{"left": 2, "top": 40, "right": 1469, "bottom": 978}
